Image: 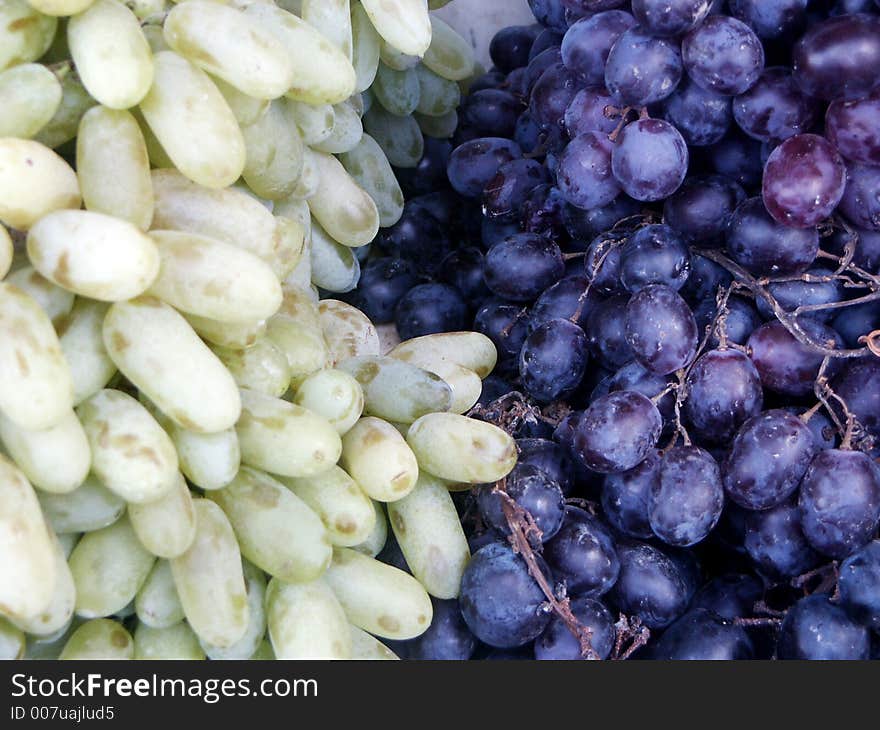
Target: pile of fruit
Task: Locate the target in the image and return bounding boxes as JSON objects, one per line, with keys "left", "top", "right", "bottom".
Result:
{"left": 1, "top": 0, "right": 880, "bottom": 662}
{"left": 345, "top": 0, "right": 880, "bottom": 660}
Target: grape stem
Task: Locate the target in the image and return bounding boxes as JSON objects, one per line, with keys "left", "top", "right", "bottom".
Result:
{"left": 610, "top": 615, "right": 650, "bottom": 660}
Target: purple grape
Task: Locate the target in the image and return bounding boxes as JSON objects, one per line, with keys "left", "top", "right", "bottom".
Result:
{"left": 530, "top": 63, "right": 582, "bottom": 132}
{"left": 564, "top": 86, "right": 622, "bottom": 137}
{"left": 459, "top": 542, "right": 551, "bottom": 648}
{"left": 437, "top": 247, "right": 491, "bottom": 306}
{"left": 461, "top": 90, "right": 522, "bottom": 138}
{"left": 529, "top": 0, "right": 569, "bottom": 32}
{"left": 564, "top": 195, "right": 641, "bottom": 242}
{"left": 754, "top": 268, "right": 846, "bottom": 324}
{"left": 631, "top": 0, "right": 712, "bottom": 38}
{"left": 351, "top": 257, "right": 419, "bottom": 325}
{"left": 490, "top": 25, "right": 542, "bottom": 73}
{"left": 723, "top": 409, "right": 818, "bottom": 510}
{"left": 586, "top": 293, "right": 636, "bottom": 368}
{"left": 483, "top": 158, "right": 550, "bottom": 221}
{"left": 523, "top": 47, "right": 564, "bottom": 96}
{"left": 517, "top": 438, "right": 577, "bottom": 496}
{"left": 778, "top": 595, "right": 870, "bottom": 660}
{"left": 704, "top": 132, "right": 764, "bottom": 188}
{"left": 664, "top": 175, "right": 746, "bottom": 246}
{"left": 826, "top": 90, "right": 880, "bottom": 166}
{"left": 649, "top": 445, "right": 724, "bottom": 547}
{"left": 602, "top": 449, "right": 660, "bottom": 539}
{"left": 484, "top": 233, "right": 566, "bottom": 302}
{"left": 762, "top": 134, "right": 847, "bottom": 228}
{"left": 519, "top": 318, "right": 589, "bottom": 403}
{"left": 572, "top": 390, "right": 663, "bottom": 473}
{"left": 619, "top": 223, "right": 691, "bottom": 293}
{"left": 725, "top": 197, "right": 819, "bottom": 276}
{"left": 799, "top": 449, "right": 880, "bottom": 559}
{"left": 534, "top": 597, "right": 616, "bottom": 660}
{"left": 529, "top": 275, "right": 598, "bottom": 331}
{"left": 839, "top": 162, "right": 880, "bottom": 231}
{"left": 521, "top": 184, "right": 569, "bottom": 239}
{"left": 584, "top": 232, "right": 625, "bottom": 294}
{"left": 474, "top": 299, "right": 530, "bottom": 375}
{"left": 692, "top": 295, "right": 761, "bottom": 347}
{"left": 477, "top": 464, "right": 566, "bottom": 541}
{"left": 727, "top": 0, "right": 808, "bottom": 40}
{"left": 683, "top": 349, "right": 764, "bottom": 444}
{"left": 657, "top": 75, "right": 731, "bottom": 147}
{"left": 732, "top": 67, "right": 818, "bottom": 145}
{"left": 447, "top": 137, "right": 523, "bottom": 198}
{"left": 407, "top": 598, "right": 477, "bottom": 661}
{"left": 747, "top": 319, "right": 843, "bottom": 397}
{"left": 394, "top": 283, "right": 469, "bottom": 339}
{"left": 557, "top": 132, "right": 621, "bottom": 210}
{"left": 513, "top": 110, "right": 543, "bottom": 154}
{"left": 544, "top": 506, "right": 621, "bottom": 596}
{"left": 604, "top": 28, "right": 683, "bottom": 107}
{"left": 610, "top": 541, "right": 694, "bottom": 629}
{"left": 562, "top": 0, "right": 628, "bottom": 10}
{"left": 839, "top": 540, "right": 880, "bottom": 631}
{"left": 692, "top": 574, "right": 763, "bottom": 620}
{"left": 467, "top": 71, "right": 507, "bottom": 95}
{"left": 561, "top": 10, "right": 637, "bottom": 85}
{"left": 625, "top": 284, "right": 698, "bottom": 375}
{"left": 792, "top": 13, "right": 880, "bottom": 101}
{"left": 611, "top": 118, "right": 689, "bottom": 202}
{"left": 652, "top": 608, "right": 753, "bottom": 660}
{"left": 832, "top": 358, "right": 880, "bottom": 443}
{"left": 744, "top": 501, "right": 819, "bottom": 579}
{"left": 682, "top": 16, "right": 764, "bottom": 96}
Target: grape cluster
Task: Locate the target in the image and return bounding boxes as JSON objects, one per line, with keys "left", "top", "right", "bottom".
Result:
{"left": 350, "top": 0, "right": 880, "bottom": 660}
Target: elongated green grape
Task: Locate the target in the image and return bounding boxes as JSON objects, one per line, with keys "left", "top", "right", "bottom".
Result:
{"left": 128, "top": 471, "right": 197, "bottom": 559}
{"left": 0, "top": 408, "right": 89, "bottom": 495}
{"left": 282, "top": 466, "right": 377, "bottom": 547}
{"left": 200, "top": 559, "right": 266, "bottom": 660}
{"left": 265, "top": 285, "right": 328, "bottom": 382}
{"left": 242, "top": 99, "right": 304, "bottom": 200}
{"left": 351, "top": 1, "right": 380, "bottom": 93}
{"left": 301, "top": 0, "right": 352, "bottom": 60}
{"left": 318, "top": 299, "right": 381, "bottom": 365}
{"left": 390, "top": 332, "right": 497, "bottom": 379}
{"left": 186, "top": 312, "right": 266, "bottom": 350}
{"left": 212, "top": 338, "right": 291, "bottom": 398}
{"left": 0, "top": 138, "right": 81, "bottom": 231}
{"left": 76, "top": 388, "right": 178, "bottom": 504}
{"left": 307, "top": 150, "right": 378, "bottom": 248}
{"left": 151, "top": 169, "right": 281, "bottom": 268}
{"left": 38, "top": 474, "right": 124, "bottom": 534}
{"left": 103, "top": 297, "right": 242, "bottom": 433}
{"left": 310, "top": 100, "right": 363, "bottom": 155}
{"left": 340, "top": 417, "right": 419, "bottom": 502}
{"left": 134, "top": 621, "right": 205, "bottom": 660}
{"left": 407, "top": 413, "right": 518, "bottom": 484}
{"left": 287, "top": 100, "right": 335, "bottom": 146}
{"left": 372, "top": 63, "right": 420, "bottom": 117}
{"left": 0, "top": 63, "right": 62, "bottom": 138}
{"left": 387, "top": 473, "right": 470, "bottom": 599}
{"left": 338, "top": 356, "right": 453, "bottom": 424}
{"left": 67, "top": 0, "right": 153, "bottom": 109}
{"left": 0, "top": 283, "right": 73, "bottom": 430}
{"left": 266, "top": 577, "right": 351, "bottom": 659}
{"left": 28, "top": 209, "right": 160, "bottom": 301}
{"left": 364, "top": 103, "right": 424, "bottom": 168}
{"left": 139, "top": 51, "right": 245, "bottom": 189}
{"left": 0, "top": 226, "right": 11, "bottom": 280}
{"left": 147, "top": 230, "right": 282, "bottom": 323}
{"left": 57, "top": 298, "right": 116, "bottom": 406}
{"left": 126, "top": 0, "right": 166, "bottom": 20}
{"left": 245, "top": 3, "right": 356, "bottom": 105}
{"left": 379, "top": 38, "right": 420, "bottom": 71}
{"left": 7, "top": 265, "right": 74, "bottom": 327}
{"left": 423, "top": 16, "right": 475, "bottom": 82}
{"left": 12, "top": 529, "right": 76, "bottom": 637}
{"left": 208, "top": 466, "right": 332, "bottom": 582}
{"left": 415, "top": 64, "right": 461, "bottom": 117}
{"left": 34, "top": 70, "right": 95, "bottom": 149}
{"left": 324, "top": 547, "right": 432, "bottom": 640}
{"left": 135, "top": 560, "right": 185, "bottom": 629}
{"left": 0, "top": 456, "right": 56, "bottom": 623}
{"left": 76, "top": 106, "right": 153, "bottom": 231}
{"left": 309, "top": 222, "right": 361, "bottom": 293}
{"left": 339, "top": 133, "right": 405, "bottom": 227}
{"left": 170, "top": 499, "right": 249, "bottom": 649}
{"left": 59, "top": 619, "right": 133, "bottom": 660}
{"left": 0, "top": 0, "right": 57, "bottom": 71}
{"left": 360, "top": 0, "right": 431, "bottom": 57}
{"left": 169, "top": 423, "right": 239, "bottom": 492}
{"left": 236, "top": 388, "right": 341, "bottom": 478}
{"left": 352, "top": 500, "right": 387, "bottom": 556}
{"left": 69, "top": 514, "right": 155, "bottom": 618}
{"left": 163, "top": 0, "right": 293, "bottom": 100}
{"left": 416, "top": 109, "right": 459, "bottom": 139}
{"left": 293, "top": 369, "right": 364, "bottom": 435}
{"left": 211, "top": 75, "right": 268, "bottom": 127}
{"left": 349, "top": 625, "right": 399, "bottom": 659}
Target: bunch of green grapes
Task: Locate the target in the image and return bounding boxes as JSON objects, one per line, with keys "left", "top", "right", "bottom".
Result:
{"left": 0, "top": 0, "right": 514, "bottom": 661}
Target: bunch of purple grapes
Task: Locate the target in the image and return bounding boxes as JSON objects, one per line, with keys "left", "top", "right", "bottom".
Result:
{"left": 350, "top": 0, "right": 880, "bottom": 660}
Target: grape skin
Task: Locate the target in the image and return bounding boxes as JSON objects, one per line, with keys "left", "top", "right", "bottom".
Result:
{"left": 826, "top": 91, "right": 880, "bottom": 165}
{"left": 838, "top": 161, "right": 880, "bottom": 231}
{"left": 624, "top": 284, "right": 698, "bottom": 375}
{"left": 544, "top": 506, "right": 621, "bottom": 597}
{"left": 732, "top": 67, "right": 818, "bottom": 145}
{"left": 561, "top": 10, "right": 637, "bottom": 86}
{"left": 611, "top": 118, "right": 689, "bottom": 202}
{"left": 682, "top": 15, "right": 765, "bottom": 96}
{"left": 604, "top": 27, "right": 683, "bottom": 107}
{"left": 778, "top": 595, "right": 870, "bottom": 660}
{"left": 743, "top": 501, "right": 819, "bottom": 579}
{"left": 651, "top": 608, "right": 753, "bottom": 660}
{"left": 557, "top": 132, "right": 621, "bottom": 210}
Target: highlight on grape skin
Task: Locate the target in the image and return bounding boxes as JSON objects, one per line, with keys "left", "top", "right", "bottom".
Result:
{"left": 1, "top": 0, "right": 880, "bottom": 665}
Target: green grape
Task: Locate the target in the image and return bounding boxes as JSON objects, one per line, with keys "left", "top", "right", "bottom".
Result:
{"left": 0, "top": 63, "right": 62, "bottom": 138}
